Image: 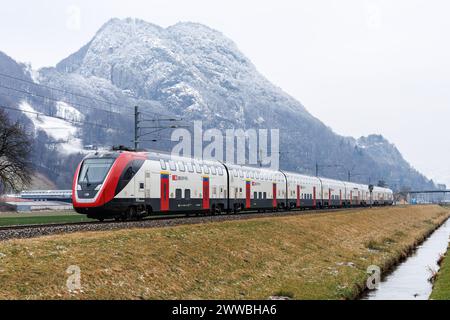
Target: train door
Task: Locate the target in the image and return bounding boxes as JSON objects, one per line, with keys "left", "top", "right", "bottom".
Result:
{"left": 350, "top": 191, "right": 353, "bottom": 206}
{"left": 272, "top": 183, "right": 277, "bottom": 208}
{"left": 329, "top": 188, "right": 331, "bottom": 206}
{"left": 296, "top": 185, "right": 300, "bottom": 208}
{"left": 246, "top": 180, "right": 251, "bottom": 209}
{"left": 145, "top": 171, "right": 151, "bottom": 199}
{"left": 160, "top": 172, "right": 169, "bottom": 212}
{"left": 340, "top": 190, "right": 342, "bottom": 206}
{"left": 203, "top": 177, "right": 210, "bottom": 210}
{"left": 313, "top": 186, "right": 317, "bottom": 208}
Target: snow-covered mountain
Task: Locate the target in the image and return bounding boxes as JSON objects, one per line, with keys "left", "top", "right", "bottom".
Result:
{"left": 0, "top": 18, "right": 436, "bottom": 190}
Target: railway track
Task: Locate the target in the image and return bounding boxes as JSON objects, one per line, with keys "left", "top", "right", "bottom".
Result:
{"left": 0, "top": 207, "right": 376, "bottom": 241}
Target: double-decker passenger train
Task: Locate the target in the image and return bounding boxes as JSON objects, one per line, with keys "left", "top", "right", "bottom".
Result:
{"left": 72, "top": 148, "right": 394, "bottom": 221}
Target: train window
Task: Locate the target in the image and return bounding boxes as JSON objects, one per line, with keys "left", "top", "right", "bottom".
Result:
{"left": 259, "top": 192, "right": 262, "bottom": 199}
{"left": 263, "top": 192, "right": 267, "bottom": 199}
{"left": 239, "top": 170, "right": 244, "bottom": 177}
{"left": 175, "top": 189, "right": 182, "bottom": 199}
{"left": 139, "top": 183, "right": 144, "bottom": 190}
{"left": 160, "top": 160, "right": 167, "bottom": 170}
{"left": 203, "top": 165, "right": 210, "bottom": 174}
{"left": 185, "top": 189, "right": 191, "bottom": 199}
{"left": 234, "top": 170, "right": 238, "bottom": 177}
{"left": 254, "top": 192, "right": 257, "bottom": 199}
{"left": 255, "top": 172, "right": 260, "bottom": 179}
{"left": 124, "top": 167, "right": 135, "bottom": 180}
{"left": 211, "top": 166, "right": 217, "bottom": 175}
{"left": 195, "top": 163, "right": 202, "bottom": 173}
{"left": 217, "top": 167, "right": 223, "bottom": 175}
{"left": 239, "top": 188, "right": 243, "bottom": 193}
{"left": 186, "top": 163, "right": 194, "bottom": 173}
{"left": 169, "top": 161, "right": 176, "bottom": 171}
{"left": 178, "top": 162, "right": 185, "bottom": 172}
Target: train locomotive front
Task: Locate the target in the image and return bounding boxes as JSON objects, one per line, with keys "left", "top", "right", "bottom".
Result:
{"left": 72, "top": 150, "right": 147, "bottom": 221}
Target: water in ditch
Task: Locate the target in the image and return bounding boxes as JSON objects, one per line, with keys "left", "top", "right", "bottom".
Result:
{"left": 363, "top": 219, "right": 450, "bottom": 300}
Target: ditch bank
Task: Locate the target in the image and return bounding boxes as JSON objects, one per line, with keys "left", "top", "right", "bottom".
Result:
{"left": 0, "top": 205, "right": 448, "bottom": 299}
{"left": 361, "top": 215, "right": 450, "bottom": 299}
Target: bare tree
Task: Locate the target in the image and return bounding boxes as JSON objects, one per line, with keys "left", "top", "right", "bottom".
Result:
{"left": 0, "top": 108, "right": 32, "bottom": 193}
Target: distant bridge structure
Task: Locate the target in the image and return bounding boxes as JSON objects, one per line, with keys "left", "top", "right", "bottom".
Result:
{"left": 405, "top": 190, "right": 450, "bottom": 205}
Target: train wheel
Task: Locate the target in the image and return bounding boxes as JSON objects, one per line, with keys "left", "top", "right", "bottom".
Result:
{"left": 128, "top": 206, "right": 136, "bottom": 220}
{"left": 121, "top": 207, "right": 135, "bottom": 221}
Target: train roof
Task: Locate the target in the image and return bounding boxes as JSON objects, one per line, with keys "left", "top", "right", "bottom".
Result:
{"left": 84, "top": 149, "right": 393, "bottom": 193}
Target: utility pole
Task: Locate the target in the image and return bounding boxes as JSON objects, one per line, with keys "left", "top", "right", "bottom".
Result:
{"left": 134, "top": 106, "right": 140, "bottom": 150}
{"left": 369, "top": 184, "right": 374, "bottom": 208}
{"left": 258, "top": 148, "right": 262, "bottom": 167}
{"left": 133, "top": 108, "right": 186, "bottom": 149}
{"left": 348, "top": 170, "right": 351, "bottom": 182}
{"left": 316, "top": 162, "right": 319, "bottom": 177}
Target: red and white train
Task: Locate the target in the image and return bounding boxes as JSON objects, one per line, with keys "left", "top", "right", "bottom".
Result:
{"left": 72, "top": 148, "right": 394, "bottom": 221}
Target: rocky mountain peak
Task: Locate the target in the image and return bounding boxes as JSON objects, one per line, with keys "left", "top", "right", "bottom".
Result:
{"left": 0, "top": 17, "right": 437, "bottom": 190}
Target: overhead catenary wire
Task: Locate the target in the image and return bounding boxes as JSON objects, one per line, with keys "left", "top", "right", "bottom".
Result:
{"left": 0, "top": 72, "right": 191, "bottom": 149}
{"left": 0, "top": 82, "right": 130, "bottom": 119}
{"left": 0, "top": 80, "right": 187, "bottom": 134}
{"left": 0, "top": 71, "right": 182, "bottom": 120}
{"left": 0, "top": 104, "right": 128, "bottom": 133}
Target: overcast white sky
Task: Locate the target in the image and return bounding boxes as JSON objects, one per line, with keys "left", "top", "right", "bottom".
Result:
{"left": 1, "top": 0, "right": 449, "bottom": 185}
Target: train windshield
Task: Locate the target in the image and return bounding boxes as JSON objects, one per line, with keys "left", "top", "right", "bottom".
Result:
{"left": 79, "top": 158, "right": 115, "bottom": 185}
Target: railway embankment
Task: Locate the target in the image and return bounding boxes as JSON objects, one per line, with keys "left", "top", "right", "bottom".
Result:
{"left": 0, "top": 205, "right": 448, "bottom": 299}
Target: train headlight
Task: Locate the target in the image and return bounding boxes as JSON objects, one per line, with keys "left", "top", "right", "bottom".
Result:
{"left": 95, "top": 184, "right": 103, "bottom": 191}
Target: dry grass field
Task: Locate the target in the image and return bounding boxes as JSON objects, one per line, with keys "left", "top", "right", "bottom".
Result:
{"left": 0, "top": 205, "right": 448, "bottom": 300}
